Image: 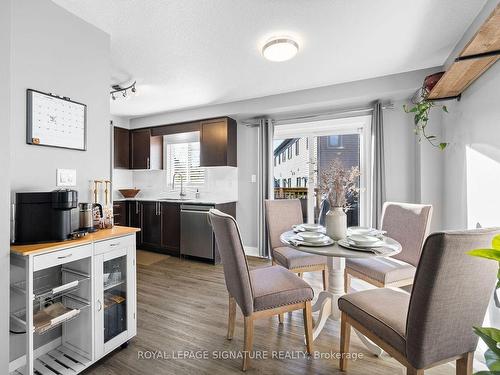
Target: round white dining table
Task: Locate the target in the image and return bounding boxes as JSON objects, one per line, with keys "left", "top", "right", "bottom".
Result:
{"left": 280, "top": 230, "right": 402, "bottom": 348}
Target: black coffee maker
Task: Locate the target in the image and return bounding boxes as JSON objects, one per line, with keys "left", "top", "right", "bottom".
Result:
{"left": 14, "top": 189, "right": 78, "bottom": 244}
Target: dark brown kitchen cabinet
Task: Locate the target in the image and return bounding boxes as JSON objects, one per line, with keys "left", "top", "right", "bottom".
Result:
{"left": 113, "top": 201, "right": 127, "bottom": 225}
{"left": 130, "top": 129, "right": 163, "bottom": 170}
{"left": 114, "top": 127, "right": 130, "bottom": 169}
{"left": 141, "top": 201, "right": 162, "bottom": 248}
{"left": 161, "top": 202, "right": 180, "bottom": 253}
{"left": 200, "top": 117, "right": 237, "bottom": 167}
{"left": 128, "top": 201, "right": 142, "bottom": 247}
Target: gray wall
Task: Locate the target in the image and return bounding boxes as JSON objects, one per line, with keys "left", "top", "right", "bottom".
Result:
{"left": 0, "top": 0, "right": 12, "bottom": 371}
{"left": 127, "top": 71, "right": 434, "bottom": 250}
{"left": 10, "top": 0, "right": 110, "bottom": 205}
{"left": 442, "top": 61, "right": 500, "bottom": 230}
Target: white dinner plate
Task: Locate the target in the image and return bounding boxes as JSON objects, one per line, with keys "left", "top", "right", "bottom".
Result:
{"left": 348, "top": 234, "right": 381, "bottom": 246}
{"left": 338, "top": 239, "right": 386, "bottom": 252}
{"left": 288, "top": 236, "right": 334, "bottom": 247}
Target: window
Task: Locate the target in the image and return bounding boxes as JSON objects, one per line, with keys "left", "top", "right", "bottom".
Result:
{"left": 296, "top": 177, "right": 301, "bottom": 187}
{"left": 287, "top": 178, "right": 291, "bottom": 187}
{"left": 295, "top": 140, "right": 299, "bottom": 155}
{"left": 165, "top": 141, "right": 205, "bottom": 185}
{"left": 328, "top": 135, "right": 342, "bottom": 148}
{"left": 282, "top": 153, "right": 286, "bottom": 162}
{"left": 274, "top": 156, "right": 277, "bottom": 167}
{"left": 287, "top": 147, "right": 292, "bottom": 159}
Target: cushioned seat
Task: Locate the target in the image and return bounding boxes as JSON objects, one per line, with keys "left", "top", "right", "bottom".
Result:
{"left": 250, "top": 265, "right": 314, "bottom": 311}
{"left": 346, "top": 257, "right": 416, "bottom": 284}
{"left": 273, "top": 246, "right": 327, "bottom": 270}
{"left": 338, "top": 288, "right": 410, "bottom": 354}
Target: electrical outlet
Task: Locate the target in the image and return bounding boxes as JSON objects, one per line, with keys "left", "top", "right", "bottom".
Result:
{"left": 251, "top": 174, "right": 257, "bottom": 183}
{"left": 56, "top": 169, "right": 77, "bottom": 187}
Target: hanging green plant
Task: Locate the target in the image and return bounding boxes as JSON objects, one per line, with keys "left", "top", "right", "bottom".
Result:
{"left": 403, "top": 91, "right": 449, "bottom": 150}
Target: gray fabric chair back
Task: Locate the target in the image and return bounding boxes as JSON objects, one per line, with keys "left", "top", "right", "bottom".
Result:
{"left": 265, "top": 199, "right": 303, "bottom": 250}
{"left": 208, "top": 209, "right": 254, "bottom": 316}
{"left": 406, "top": 228, "right": 500, "bottom": 369}
{"left": 381, "top": 202, "right": 433, "bottom": 267}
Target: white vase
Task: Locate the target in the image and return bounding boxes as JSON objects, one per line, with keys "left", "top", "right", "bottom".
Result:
{"left": 326, "top": 207, "right": 347, "bottom": 240}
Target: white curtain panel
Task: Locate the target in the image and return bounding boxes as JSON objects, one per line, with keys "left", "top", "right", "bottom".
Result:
{"left": 257, "top": 118, "right": 274, "bottom": 257}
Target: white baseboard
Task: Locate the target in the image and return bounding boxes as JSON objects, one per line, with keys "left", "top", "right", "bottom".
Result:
{"left": 243, "top": 246, "right": 260, "bottom": 257}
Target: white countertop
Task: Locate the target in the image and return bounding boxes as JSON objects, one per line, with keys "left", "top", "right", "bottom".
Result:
{"left": 113, "top": 197, "right": 237, "bottom": 205}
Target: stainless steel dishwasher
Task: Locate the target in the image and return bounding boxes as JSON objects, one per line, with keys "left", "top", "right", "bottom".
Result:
{"left": 180, "top": 204, "right": 215, "bottom": 261}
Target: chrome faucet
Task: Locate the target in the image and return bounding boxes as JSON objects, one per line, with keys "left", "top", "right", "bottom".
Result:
{"left": 172, "top": 172, "right": 186, "bottom": 197}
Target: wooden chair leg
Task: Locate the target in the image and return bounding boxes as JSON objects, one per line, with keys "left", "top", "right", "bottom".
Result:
{"left": 339, "top": 312, "right": 351, "bottom": 371}
{"left": 344, "top": 271, "right": 351, "bottom": 293}
{"left": 278, "top": 313, "right": 284, "bottom": 324}
{"left": 303, "top": 301, "right": 313, "bottom": 354}
{"left": 406, "top": 367, "right": 424, "bottom": 375}
{"left": 242, "top": 316, "right": 254, "bottom": 371}
{"left": 227, "top": 295, "right": 236, "bottom": 340}
{"left": 322, "top": 268, "right": 328, "bottom": 291}
{"left": 456, "top": 352, "right": 473, "bottom": 375}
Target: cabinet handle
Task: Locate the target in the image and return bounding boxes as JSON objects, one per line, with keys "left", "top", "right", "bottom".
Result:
{"left": 57, "top": 253, "right": 72, "bottom": 259}
{"left": 97, "top": 299, "right": 102, "bottom": 312}
{"left": 135, "top": 201, "right": 139, "bottom": 215}
{"left": 147, "top": 157, "right": 150, "bottom": 169}
{"left": 109, "top": 242, "right": 120, "bottom": 247}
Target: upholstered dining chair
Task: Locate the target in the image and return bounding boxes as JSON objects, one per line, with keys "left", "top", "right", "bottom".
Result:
{"left": 339, "top": 227, "right": 500, "bottom": 375}
{"left": 344, "top": 202, "right": 433, "bottom": 292}
{"left": 265, "top": 199, "right": 328, "bottom": 292}
{"left": 208, "top": 209, "right": 314, "bottom": 371}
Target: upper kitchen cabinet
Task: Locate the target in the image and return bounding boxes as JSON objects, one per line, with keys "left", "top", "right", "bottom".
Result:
{"left": 130, "top": 129, "right": 163, "bottom": 170}
{"left": 113, "top": 127, "right": 130, "bottom": 169}
{"left": 200, "top": 117, "right": 237, "bottom": 167}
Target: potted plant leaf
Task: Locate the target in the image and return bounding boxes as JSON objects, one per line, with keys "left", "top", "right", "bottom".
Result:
{"left": 467, "top": 234, "right": 500, "bottom": 374}
{"left": 403, "top": 72, "right": 450, "bottom": 150}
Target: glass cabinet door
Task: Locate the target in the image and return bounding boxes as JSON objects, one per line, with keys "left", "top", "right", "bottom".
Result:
{"left": 102, "top": 255, "right": 127, "bottom": 344}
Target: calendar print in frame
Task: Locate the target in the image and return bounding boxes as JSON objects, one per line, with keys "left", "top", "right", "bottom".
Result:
{"left": 27, "top": 89, "right": 87, "bottom": 151}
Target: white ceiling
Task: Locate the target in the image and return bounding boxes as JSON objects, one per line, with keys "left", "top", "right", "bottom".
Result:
{"left": 52, "top": 0, "right": 487, "bottom": 118}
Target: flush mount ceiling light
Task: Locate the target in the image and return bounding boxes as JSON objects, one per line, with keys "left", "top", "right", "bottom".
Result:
{"left": 110, "top": 81, "right": 137, "bottom": 101}
{"left": 262, "top": 37, "right": 299, "bottom": 62}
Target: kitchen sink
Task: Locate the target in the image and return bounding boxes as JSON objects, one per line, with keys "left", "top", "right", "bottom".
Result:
{"left": 158, "top": 197, "right": 193, "bottom": 202}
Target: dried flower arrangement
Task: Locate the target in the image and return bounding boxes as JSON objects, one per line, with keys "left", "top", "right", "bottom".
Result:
{"left": 318, "top": 159, "right": 360, "bottom": 210}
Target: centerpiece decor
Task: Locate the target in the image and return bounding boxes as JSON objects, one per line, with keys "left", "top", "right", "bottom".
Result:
{"left": 319, "top": 159, "right": 360, "bottom": 240}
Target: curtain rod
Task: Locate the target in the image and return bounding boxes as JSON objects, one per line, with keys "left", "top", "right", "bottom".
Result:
{"left": 242, "top": 102, "right": 394, "bottom": 127}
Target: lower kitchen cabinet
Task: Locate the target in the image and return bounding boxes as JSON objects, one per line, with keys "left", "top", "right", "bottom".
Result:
{"left": 140, "top": 202, "right": 162, "bottom": 249}
{"left": 94, "top": 235, "right": 137, "bottom": 358}
{"left": 161, "top": 202, "right": 180, "bottom": 254}
{"left": 113, "top": 201, "right": 127, "bottom": 226}
{"left": 127, "top": 201, "right": 142, "bottom": 247}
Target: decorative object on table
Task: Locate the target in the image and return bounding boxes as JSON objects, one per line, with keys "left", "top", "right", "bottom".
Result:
{"left": 26, "top": 89, "right": 87, "bottom": 151}
{"left": 318, "top": 159, "right": 360, "bottom": 240}
{"left": 404, "top": 80, "right": 449, "bottom": 150}
{"left": 467, "top": 233, "right": 500, "bottom": 375}
{"left": 118, "top": 188, "right": 141, "bottom": 198}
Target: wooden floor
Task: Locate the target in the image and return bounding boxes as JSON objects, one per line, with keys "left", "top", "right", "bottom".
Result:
{"left": 83, "top": 254, "right": 456, "bottom": 375}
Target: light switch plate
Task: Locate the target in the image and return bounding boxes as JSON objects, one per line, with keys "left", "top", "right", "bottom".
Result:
{"left": 56, "top": 169, "right": 77, "bottom": 187}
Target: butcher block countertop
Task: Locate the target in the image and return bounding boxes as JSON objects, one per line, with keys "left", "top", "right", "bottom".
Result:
{"left": 11, "top": 226, "right": 140, "bottom": 256}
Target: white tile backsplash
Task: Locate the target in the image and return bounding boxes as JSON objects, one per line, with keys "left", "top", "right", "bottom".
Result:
{"left": 112, "top": 167, "right": 238, "bottom": 202}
